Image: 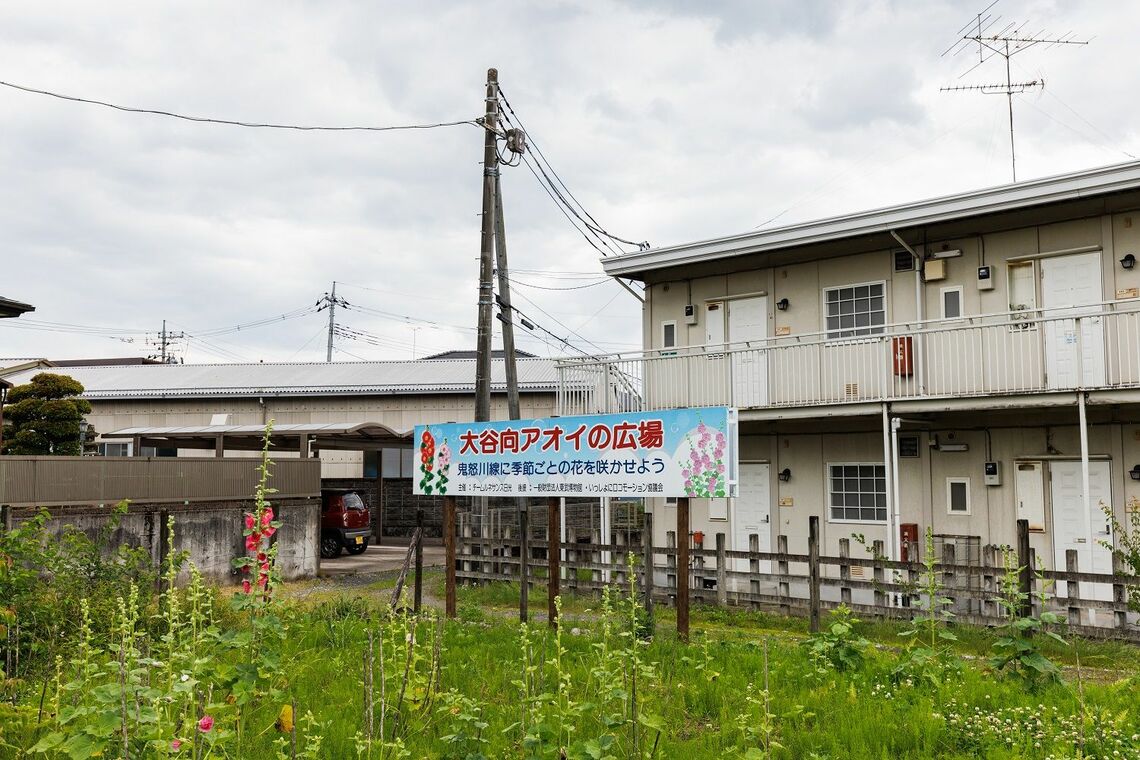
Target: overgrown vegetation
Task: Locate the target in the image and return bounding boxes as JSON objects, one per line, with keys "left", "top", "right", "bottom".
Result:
{"left": 3, "top": 430, "right": 1140, "bottom": 758}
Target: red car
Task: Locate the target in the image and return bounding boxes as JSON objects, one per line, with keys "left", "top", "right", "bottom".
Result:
{"left": 320, "top": 489, "right": 372, "bottom": 558}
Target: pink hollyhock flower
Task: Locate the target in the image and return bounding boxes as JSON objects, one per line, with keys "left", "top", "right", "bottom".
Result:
{"left": 261, "top": 508, "right": 274, "bottom": 526}
{"left": 697, "top": 422, "right": 707, "bottom": 433}
{"left": 244, "top": 514, "right": 256, "bottom": 531}
{"left": 262, "top": 525, "right": 276, "bottom": 538}
{"left": 715, "top": 432, "right": 726, "bottom": 446}
{"left": 245, "top": 533, "right": 260, "bottom": 551}
{"left": 717, "top": 463, "right": 725, "bottom": 473}
{"left": 171, "top": 739, "right": 182, "bottom": 751}
{"left": 437, "top": 443, "right": 451, "bottom": 468}
{"left": 242, "top": 579, "right": 251, "bottom": 594}
{"left": 198, "top": 716, "right": 214, "bottom": 733}
{"left": 714, "top": 447, "right": 724, "bottom": 459}
{"left": 682, "top": 469, "right": 690, "bottom": 478}
{"left": 690, "top": 450, "right": 700, "bottom": 463}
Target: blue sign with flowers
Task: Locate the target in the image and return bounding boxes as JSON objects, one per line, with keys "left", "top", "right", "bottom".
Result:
{"left": 413, "top": 407, "right": 737, "bottom": 499}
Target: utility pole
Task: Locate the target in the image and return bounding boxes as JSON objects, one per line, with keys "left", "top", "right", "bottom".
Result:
{"left": 146, "top": 320, "right": 184, "bottom": 364}
{"left": 493, "top": 176, "right": 520, "bottom": 421}
{"left": 161, "top": 320, "right": 169, "bottom": 363}
{"left": 474, "top": 68, "right": 499, "bottom": 423}
{"left": 325, "top": 281, "right": 337, "bottom": 363}
{"left": 941, "top": 5, "right": 1087, "bottom": 182}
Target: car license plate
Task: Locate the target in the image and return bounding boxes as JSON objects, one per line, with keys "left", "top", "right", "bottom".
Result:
{"left": 355, "top": 536, "right": 363, "bottom": 545}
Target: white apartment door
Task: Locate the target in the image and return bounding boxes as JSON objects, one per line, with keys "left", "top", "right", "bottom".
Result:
{"left": 733, "top": 463, "right": 771, "bottom": 583}
{"left": 1014, "top": 461, "right": 1046, "bottom": 532}
{"left": 1042, "top": 252, "right": 1106, "bottom": 389}
{"left": 1050, "top": 460, "right": 1113, "bottom": 600}
{"left": 728, "top": 296, "right": 769, "bottom": 407}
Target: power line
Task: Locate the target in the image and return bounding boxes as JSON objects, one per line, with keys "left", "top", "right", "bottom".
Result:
{"left": 498, "top": 86, "right": 648, "bottom": 251}
{"left": 0, "top": 78, "right": 481, "bottom": 133}
{"left": 508, "top": 276, "right": 613, "bottom": 291}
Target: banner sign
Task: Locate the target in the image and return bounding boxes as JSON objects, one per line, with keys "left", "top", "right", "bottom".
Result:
{"left": 413, "top": 407, "right": 737, "bottom": 498}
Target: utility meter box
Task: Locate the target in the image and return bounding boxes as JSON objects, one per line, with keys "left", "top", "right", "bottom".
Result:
{"left": 977, "top": 265, "right": 995, "bottom": 290}
{"left": 984, "top": 461, "right": 1002, "bottom": 486}
{"left": 683, "top": 304, "right": 698, "bottom": 325}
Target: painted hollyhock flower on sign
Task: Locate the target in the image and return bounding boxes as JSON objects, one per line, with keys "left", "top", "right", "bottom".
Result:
{"left": 681, "top": 420, "right": 728, "bottom": 498}
{"left": 419, "top": 430, "right": 436, "bottom": 494}
{"left": 435, "top": 439, "right": 451, "bottom": 495}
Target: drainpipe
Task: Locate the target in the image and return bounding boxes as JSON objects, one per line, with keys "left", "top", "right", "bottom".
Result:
{"left": 1078, "top": 391, "right": 1093, "bottom": 564}
{"left": 881, "top": 403, "right": 896, "bottom": 565}
{"left": 891, "top": 416, "right": 903, "bottom": 561}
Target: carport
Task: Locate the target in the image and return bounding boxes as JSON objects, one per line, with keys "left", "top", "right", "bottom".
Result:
{"left": 102, "top": 422, "right": 413, "bottom": 458}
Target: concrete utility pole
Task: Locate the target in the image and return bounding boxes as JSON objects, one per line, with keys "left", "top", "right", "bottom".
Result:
{"left": 474, "top": 68, "right": 499, "bottom": 423}
{"left": 325, "top": 281, "right": 336, "bottom": 363}
{"left": 493, "top": 176, "right": 520, "bottom": 420}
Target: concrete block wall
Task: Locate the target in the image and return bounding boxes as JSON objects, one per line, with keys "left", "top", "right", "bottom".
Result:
{"left": 10, "top": 497, "right": 320, "bottom": 583}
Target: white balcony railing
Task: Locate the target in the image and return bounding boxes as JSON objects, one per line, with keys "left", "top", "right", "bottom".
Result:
{"left": 556, "top": 302, "right": 1140, "bottom": 415}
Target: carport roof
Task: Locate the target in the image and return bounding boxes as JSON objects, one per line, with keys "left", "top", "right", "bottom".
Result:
{"left": 103, "top": 422, "right": 412, "bottom": 451}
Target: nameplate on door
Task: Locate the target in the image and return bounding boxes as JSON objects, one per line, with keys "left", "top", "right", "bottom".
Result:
{"left": 778, "top": 497, "right": 794, "bottom": 507}
{"left": 1075, "top": 538, "right": 1087, "bottom": 543}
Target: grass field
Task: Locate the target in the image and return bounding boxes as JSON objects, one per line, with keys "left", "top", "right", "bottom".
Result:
{"left": 6, "top": 565, "right": 1140, "bottom": 760}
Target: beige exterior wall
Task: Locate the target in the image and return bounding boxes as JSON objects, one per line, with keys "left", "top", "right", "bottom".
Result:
{"left": 647, "top": 211, "right": 1140, "bottom": 354}
{"left": 85, "top": 393, "right": 558, "bottom": 478}
{"left": 649, "top": 423, "right": 1140, "bottom": 571}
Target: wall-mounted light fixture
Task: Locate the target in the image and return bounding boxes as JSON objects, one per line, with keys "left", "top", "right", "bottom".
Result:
{"left": 776, "top": 298, "right": 789, "bottom": 311}
{"left": 1130, "top": 464, "right": 1140, "bottom": 481}
{"left": 778, "top": 467, "right": 792, "bottom": 482}
{"left": 1121, "top": 253, "right": 1137, "bottom": 270}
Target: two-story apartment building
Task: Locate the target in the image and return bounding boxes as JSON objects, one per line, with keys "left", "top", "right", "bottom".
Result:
{"left": 559, "top": 161, "right": 1140, "bottom": 589}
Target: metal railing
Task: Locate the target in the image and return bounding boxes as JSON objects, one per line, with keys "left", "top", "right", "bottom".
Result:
{"left": 557, "top": 301, "right": 1140, "bottom": 413}
{"left": 0, "top": 456, "right": 322, "bottom": 507}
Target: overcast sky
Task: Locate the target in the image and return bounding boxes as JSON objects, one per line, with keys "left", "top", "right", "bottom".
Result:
{"left": 1, "top": 1, "right": 1135, "bottom": 364}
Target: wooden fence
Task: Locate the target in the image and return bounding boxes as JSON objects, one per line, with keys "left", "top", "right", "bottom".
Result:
{"left": 454, "top": 515, "right": 1140, "bottom": 642}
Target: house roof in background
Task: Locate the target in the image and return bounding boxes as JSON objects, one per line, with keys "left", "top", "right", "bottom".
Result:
{"left": 421, "top": 349, "right": 537, "bottom": 360}
{"left": 0, "top": 358, "right": 561, "bottom": 399}
{"left": 603, "top": 159, "right": 1140, "bottom": 279}
{"left": 0, "top": 296, "right": 34, "bottom": 318}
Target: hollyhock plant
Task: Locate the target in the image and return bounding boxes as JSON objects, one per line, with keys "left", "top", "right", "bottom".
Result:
{"left": 418, "top": 430, "right": 437, "bottom": 494}
{"left": 681, "top": 419, "right": 729, "bottom": 498}
{"left": 435, "top": 439, "right": 452, "bottom": 495}
{"left": 198, "top": 715, "right": 214, "bottom": 733}
{"left": 232, "top": 420, "right": 283, "bottom": 599}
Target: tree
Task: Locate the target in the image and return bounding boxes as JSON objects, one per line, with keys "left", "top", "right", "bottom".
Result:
{"left": 1, "top": 372, "right": 93, "bottom": 455}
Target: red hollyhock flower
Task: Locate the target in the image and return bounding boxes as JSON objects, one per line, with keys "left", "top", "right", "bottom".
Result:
{"left": 244, "top": 514, "right": 256, "bottom": 531}
{"left": 262, "top": 508, "right": 274, "bottom": 525}
{"left": 241, "top": 579, "right": 251, "bottom": 594}
{"left": 197, "top": 715, "right": 214, "bottom": 733}
{"left": 245, "top": 533, "right": 260, "bottom": 551}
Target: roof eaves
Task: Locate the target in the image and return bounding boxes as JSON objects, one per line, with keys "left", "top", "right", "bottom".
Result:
{"left": 602, "top": 159, "right": 1140, "bottom": 278}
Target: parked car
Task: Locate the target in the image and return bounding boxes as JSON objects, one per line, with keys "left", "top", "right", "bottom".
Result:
{"left": 320, "top": 489, "right": 372, "bottom": 558}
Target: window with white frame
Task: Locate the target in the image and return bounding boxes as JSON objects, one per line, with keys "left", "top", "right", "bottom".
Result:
{"left": 98, "top": 442, "right": 131, "bottom": 457}
{"left": 947, "top": 478, "right": 971, "bottom": 515}
{"left": 940, "top": 286, "right": 963, "bottom": 320}
{"left": 661, "top": 320, "right": 677, "bottom": 352}
{"left": 824, "top": 282, "right": 886, "bottom": 338}
{"left": 828, "top": 463, "right": 887, "bottom": 522}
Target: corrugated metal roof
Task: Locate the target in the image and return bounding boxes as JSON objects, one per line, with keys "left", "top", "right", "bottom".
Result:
{"left": 0, "top": 358, "right": 560, "bottom": 399}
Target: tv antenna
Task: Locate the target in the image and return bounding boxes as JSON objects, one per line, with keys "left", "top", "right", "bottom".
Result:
{"left": 940, "top": 1, "right": 1088, "bottom": 182}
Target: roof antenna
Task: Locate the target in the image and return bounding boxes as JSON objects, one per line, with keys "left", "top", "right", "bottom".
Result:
{"left": 940, "top": 1, "right": 1088, "bottom": 182}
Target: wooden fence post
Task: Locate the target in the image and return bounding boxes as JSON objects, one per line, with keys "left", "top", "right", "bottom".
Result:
{"left": 666, "top": 530, "right": 677, "bottom": 596}
{"left": 414, "top": 508, "right": 423, "bottom": 613}
{"left": 942, "top": 542, "right": 957, "bottom": 613}
{"left": 748, "top": 533, "right": 759, "bottom": 608}
{"left": 548, "top": 497, "right": 560, "bottom": 629}
{"left": 642, "top": 511, "right": 654, "bottom": 620}
{"left": 777, "top": 535, "right": 790, "bottom": 616}
{"left": 808, "top": 516, "right": 820, "bottom": 634}
{"left": 981, "top": 544, "right": 997, "bottom": 618}
{"left": 1112, "top": 551, "right": 1128, "bottom": 631}
{"left": 1065, "top": 549, "right": 1080, "bottom": 626}
{"left": 715, "top": 533, "right": 727, "bottom": 607}
{"left": 444, "top": 496, "right": 456, "bottom": 619}
{"left": 1016, "top": 519, "right": 1032, "bottom": 618}
{"left": 872, "top": 539, "right": 885, "bottom": 610}
{"left": 519, "top": 505, "right": 529, "bottom": 623}
{"left": 677, "top": 497, "right": 690, "bottom": 642}
{"left": 839, "top": 537, "right": 852, "bottom": 606}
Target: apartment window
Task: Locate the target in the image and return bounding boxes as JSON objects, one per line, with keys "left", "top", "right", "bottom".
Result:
{"left": 947, "top": 478, "right": 971, "bottom": 515}
{"left": 824, "top": 282, "right": 886, "bottom": 338}
{"left": 898, "top": 434, "right": 920, "bottom": 458}
{"left": 941, "top": 286, "right": 963, "bottom": 320}
{"left": 98, "top": 442, "right": 131, "bottom": 457}
{"left": 828, "top": 463, "right": 887, "bottom": 522}
{"left": 661, "top": 320, "right": 677, "bottom": 351}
